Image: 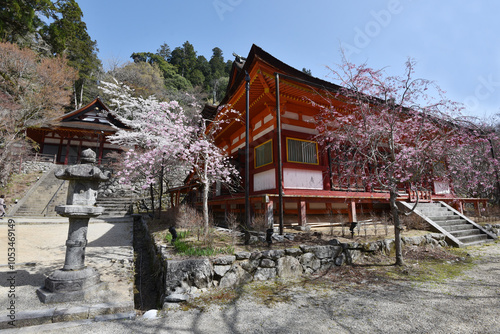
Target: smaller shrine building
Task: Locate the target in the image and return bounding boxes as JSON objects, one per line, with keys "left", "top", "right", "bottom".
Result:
{"left": 27, "top": 98, "right": 129, "bottom": 165}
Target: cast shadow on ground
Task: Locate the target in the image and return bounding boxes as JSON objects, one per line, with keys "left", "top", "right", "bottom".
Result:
{"left": 87, "top": 221, "right": 132, "bottom": 248}
{"left": 0, "top": 269, "right": 45, "bottom": 288}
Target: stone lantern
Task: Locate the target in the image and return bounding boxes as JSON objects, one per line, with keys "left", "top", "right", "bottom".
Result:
{"left": 37, "top": 149, "right": 111, "bottom": 303}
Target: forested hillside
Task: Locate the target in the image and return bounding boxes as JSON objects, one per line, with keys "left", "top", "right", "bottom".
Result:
{"left": 0, "top": 0, "right": 233, "bottom": 187}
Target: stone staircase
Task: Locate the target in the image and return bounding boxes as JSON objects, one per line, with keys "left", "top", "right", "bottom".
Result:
{"left": 9, "top": 165, "right": 135, "bottom": 218}
{"left": 399, "top": 201, "right": 497, "bottom": 247}
{"left": 10, "top": 165, "right": 68, "bottom": 217}
{"left": 96, "top": 193, "right": 135, "bottom": 217}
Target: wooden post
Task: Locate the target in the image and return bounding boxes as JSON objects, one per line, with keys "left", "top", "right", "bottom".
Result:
{"left": 98, "top": 134, "right": 105, "bottom": 165}
{"left": 275, "top": 73, "right": 284, "bottom": 235}
{"left": 245, "top": 71, "right": 251, "bottom": 229}
{"left": 327, "top": 148, "right": 333, "bottom": 191}
{"left": 265, "top": 200, "right": 274, "bottom": 229}
{"left": 348, "top": 199, "right": 357, "bottom": 223}
{"left": 474, "top": 201, "right": 481, "bottom": 217}
{"left": 176, "top": 190, "right": 181, "bottom": 206}
{"left": 298, "top": 200, "right": 307, "bottom": 226}
{"left": 64, "top": 140, "right": 70, "bottom": 165}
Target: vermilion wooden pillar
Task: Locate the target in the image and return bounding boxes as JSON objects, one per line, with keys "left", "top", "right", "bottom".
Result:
{"left": 298, "top": 200, "right": 307, "bottom": 226}
{"left": 348, "top": 199, "right": 357, "bottom": 223}
{"left": 474, "top": 201, "right": 482, "bottom": 217}
{"left": 63, "top": 139, "right": 70, "bottom": 165}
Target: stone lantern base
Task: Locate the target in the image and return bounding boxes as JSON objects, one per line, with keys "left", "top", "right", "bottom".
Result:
{"left": 38, "top": 149, "right": 111, "bottom": 304}
{"left": 36, "top": 267, "right": 106, "bottom": 303}
{"left": 37, "top": 204, "right": 107, "bottom": 304}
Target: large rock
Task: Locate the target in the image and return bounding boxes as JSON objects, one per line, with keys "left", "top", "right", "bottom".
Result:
{"left": 429, "top": 233, "right": 445, "bottom": 241}
{"left": 300, "top": 245, "right": 341, "bottom": 259}
{"left": 261, "top": 249, "right": 285, "bottom": 260}
{"left": 235, "top": 251, "right": 251, "bottom": 260}
{"left": 241, "top": 258, "right": 260, "bottom": 273}
{"left": 260, "top": 259, "right": 276, "bottom": 268}
{"left": 285, "top": 248, "right": 303, "bottom": 257}
{"left": 402, "top": 236, "right": 424, "bottom": 246}
{"left": 277, "top": 256, "right": 303, "bottom": 278}
{"left": 272, "top": 234, "right": 285, "bottom": 242}
{"left": 300, "top": 253, "right": 321, "bottom": 274}
{"left": 320, "top": 258, "right": 335, "bottom": 270}
{"left": 254, "top": 267, "right": 277, "bottom": 281}
{"left": 241, "top": 252, "right": 263, "bottom": 273}
{"left": 213, "top": 255, "right": 236, "bottom": 265}
{"left": 250, "top": 252, "right": 263, "bottom": 261}
{"left": 219, "top": 264, "right": 253, "bottom": 288}
{"left": 213, "top": 265, "right": 231, "bottom": 278}
{"left": 361, "top": 242, "right": 380, "bottom": 252}
{"left": 334, "top": 253, "right": 346, "bottom": 266}
{"left": 382, "top": 239, "right": 395, "bottom": 255}
{"left": 165, "top": 259, "right": 213, "bottom": 294}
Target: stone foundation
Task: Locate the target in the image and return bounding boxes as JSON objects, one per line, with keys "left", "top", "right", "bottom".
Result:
{"left": 135, "top": 216, "right": 448, "bottom": 308}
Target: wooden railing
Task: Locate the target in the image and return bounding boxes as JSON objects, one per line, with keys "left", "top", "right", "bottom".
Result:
{"left": 408, "top": 189, "right": 432, "bottom": 202}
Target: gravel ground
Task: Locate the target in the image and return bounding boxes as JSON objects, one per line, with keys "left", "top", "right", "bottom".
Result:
{"left": 0, "top": 220, "right": 134, "bottom": 313}
{"left": 15, "top": 241, "right": 500, "bottom": 334}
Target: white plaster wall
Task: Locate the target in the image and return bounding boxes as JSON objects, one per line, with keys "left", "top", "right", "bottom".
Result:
{"left": 254, "top": 168, "right": 276, "bottom": 191}
{"left": 434, "top": 181, "right": 450, "bottom": 194}
{"left": 283, "top": 168, "right": 324, "bottom": 189}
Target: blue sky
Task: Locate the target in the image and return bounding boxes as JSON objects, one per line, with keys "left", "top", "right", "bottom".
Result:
{"left": 79, "top": 0, "right": 500, "bottom": 119}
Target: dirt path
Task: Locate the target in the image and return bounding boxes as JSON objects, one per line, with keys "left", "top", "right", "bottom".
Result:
{"left": 0, "top": 220, "right": 134, "bottom": 313}
{"left": 24, "top": 241, "right": 500, "bottom": 334}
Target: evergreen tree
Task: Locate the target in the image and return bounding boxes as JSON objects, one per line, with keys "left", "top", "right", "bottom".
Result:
{"left": 302, "top": 68, "right": 312, "bottom": 76}
{"left": 44, "top": 0, "right": 101, "bottom": 108}
{"left": 129, "top": 42, "right": 233, "bottom": 100}
{"left": 209, "top": 47, "right": 226, "bottom": 78}
{"left": 0, "top": 0, "right": 53, "bottom": 44}
{"left": 157, "top": 42, "right": 171, "bottom": 62}
{"left": 170, "top": 41, "right": 197, "bottom": 80}
{"left": 207, "top": 47, "right": 230, "bottom": 103}
{"left": 196, "top": 55, "right": 211, "bottom": 88}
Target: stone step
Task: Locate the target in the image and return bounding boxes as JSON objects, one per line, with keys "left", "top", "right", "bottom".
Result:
{"left": 400, "top": 200, "right": 497, "bottom": 248}
{"left": 429, "top": 215, "right": 462, "bottom": 221}
{"left": 435, "top": 219, "right": 468, "bottom": 226}
{"left": 451, "top": 229, "right": 482, "bottom": 238}
{"left": 417, "top": 205, "right": 448, "bottom": 211}
{"left": 460, "top": 239, "right": 491, "bottom": 247}
{"left": 458, "top": 234, "right": 488, "bottom": 244}
{"left": 442, "top": 224, "right": 475, "bottom": 232}
{"left": 414, "top": 202, "right": 443, "bottom": 207}
{"left": 14, "top": 211, "right": 60, "bottom": 217}
{"left": 99, "top": 211, "right": 130, "bottom": 217}
{"left": 419, "top": 210, "right": 453, "bottom": 217}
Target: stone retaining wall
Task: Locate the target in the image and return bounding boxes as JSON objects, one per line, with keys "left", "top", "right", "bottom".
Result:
{"left": 134, "top": 216, "right": 448, "bottom": 307}
{"left": 20, "top": 161, "right": 54, "bottom": 174}
{"left": 484, "top": 224, "right": 500, "bottom": 236}
{"left": 135, "top": 216, "right": 168, "bottom": 306}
